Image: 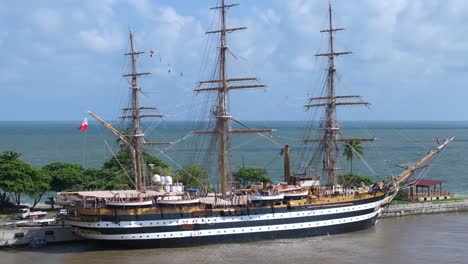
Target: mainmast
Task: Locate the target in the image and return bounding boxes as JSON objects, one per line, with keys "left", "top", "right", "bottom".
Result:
{"left": 194, "top": 0, "right": 272, "bottom": 196}
{"left": 304, "top": 0, "right": 372, "bottom": 186}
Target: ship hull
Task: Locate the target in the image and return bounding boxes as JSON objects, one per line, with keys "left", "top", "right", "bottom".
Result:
{"left": 65, "top": 197, "right": 384, "bottom": 247}
{"left": 81, "top": 215, "right": 378, "bottom": 248}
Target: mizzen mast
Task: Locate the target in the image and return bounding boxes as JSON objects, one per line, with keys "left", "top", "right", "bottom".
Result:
{"left": 304, "top": 0, "right": 373, "bottom": 186}
{"left": 194, "top": 0, "right": 271, "bottom": 196}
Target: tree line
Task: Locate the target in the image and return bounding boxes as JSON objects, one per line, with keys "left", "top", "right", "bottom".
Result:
{"left": 0, "top": 146, "right": 171, "bottom": 210}
{"left": 0, "top": 140, "right": 370, "bottom": 210}
{"left": 0, "top": 145, "right": 271, "bottom": 210}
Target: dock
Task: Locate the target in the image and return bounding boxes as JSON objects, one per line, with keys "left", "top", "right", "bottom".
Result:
{"left": 0, "top": 222, "right": 82, "bottom": 247}
{"left": 382, "top": 199, "right": 468, "bottom": 218}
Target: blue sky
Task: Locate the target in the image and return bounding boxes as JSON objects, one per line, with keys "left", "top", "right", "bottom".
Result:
{"left": 0, "top": 0, "right": 467, "bottom": 121}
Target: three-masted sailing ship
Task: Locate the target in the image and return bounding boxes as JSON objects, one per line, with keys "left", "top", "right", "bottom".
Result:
{"left": 59, "top": 1, "right": 453, "bottom": 247}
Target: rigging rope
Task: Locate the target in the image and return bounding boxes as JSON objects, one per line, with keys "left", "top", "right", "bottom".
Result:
{"left": 102, "top": 139, "right": 136, "bottom": 189}
{"left": 230, "top": 118, "right": 283, "bottom": 148}
{"left": 162, "top": 133, "right": 194, "bottom": 152}
{"left": 150, "top": 145, "right": 211, "bottom": 192}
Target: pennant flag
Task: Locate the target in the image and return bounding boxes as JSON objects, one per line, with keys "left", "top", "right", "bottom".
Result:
{"left": 150, "top": 50, "right": 154, "bottom": 57}
{"left": 78, "top": 117, "right": 88, "bottom": 132}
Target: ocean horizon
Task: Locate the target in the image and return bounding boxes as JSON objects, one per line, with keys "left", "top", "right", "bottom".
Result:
{"left": 0, "top": 120, "right": 467, "bottom": 196}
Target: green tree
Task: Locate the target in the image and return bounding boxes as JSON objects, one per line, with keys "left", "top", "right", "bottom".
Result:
{"left": 43, "top": 162, "right": 85, "bottom": 191}
{"left": 343, "top": 140, "right": 363, "bottom": 174}
{"left": 338, "top": 173, "right": 373, "bottom": 187}
{"left": 174, "top": 166, "right": 209, "bottom": 191}
{"left": 0, "top": 151, "right": 21, "bottom": 163}
{"left": 26, "top": 169, "right": 51, "bottom": 209}
{"left": 233, "top": 168, "right": 271, "bottom": 188}
{"left": 83, "top": 168, "right": 129, "bottom": 190}
{"left": 0, "top": 151, "right": 24, "bottom": 209}
{"left": 103, "top": 145, "right": 168, "bottom": 176}
{"left": 0, "top": 192, "right": 13, "bottom": 210}
{"left": 0, "top": 160, "right": 48, "bottom": 208}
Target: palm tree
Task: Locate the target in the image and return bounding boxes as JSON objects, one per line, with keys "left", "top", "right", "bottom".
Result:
{"left": 343, "top": 141, "right": 363, "bottom": 174}
{"left": 0, "top": 151, "right": 21, "bottom": 163}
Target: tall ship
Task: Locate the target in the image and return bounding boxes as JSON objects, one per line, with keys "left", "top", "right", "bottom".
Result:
{"left": 59, "top": 0, "right": 453, "bottom": 247}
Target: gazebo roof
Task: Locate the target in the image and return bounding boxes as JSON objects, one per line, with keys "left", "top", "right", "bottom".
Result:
{"left": 407, "top": 179, "right": 444, "bottom": 187}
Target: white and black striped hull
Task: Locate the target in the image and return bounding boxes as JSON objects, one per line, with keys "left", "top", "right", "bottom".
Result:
{"left": 66, "top": 197, "right": 384, "bottom": 247}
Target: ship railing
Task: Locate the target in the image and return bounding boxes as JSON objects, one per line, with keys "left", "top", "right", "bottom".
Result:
{"left": 318, "top": 187, "right": 362, "bottom": 198}
{"left": 408, "top": 191, "right": 453, "bottom": 199}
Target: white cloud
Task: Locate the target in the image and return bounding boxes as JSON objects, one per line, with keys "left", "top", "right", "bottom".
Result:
{"left": 285, "top": 0, "right": 323, "bottom": 35}
{"left": 79, "top": 29, "right": 123, "bottom": 53}
{"left": 447, "top": 0, "right": 468, "bottom": 18}
{"left": 293, "top": 55, "right": 316, "bottom": 71}
{"left": 260, "top": 8, "right": 281, "bottom": 25}
{"left": 32, "top": 8, "right": 62, "bottom": 33}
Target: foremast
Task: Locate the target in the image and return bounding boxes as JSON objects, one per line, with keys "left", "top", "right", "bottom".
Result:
{"left": 304, "top": 0, "right": 373, "bottom": 186}
{"left": 124, "top": 30, "right": 149, "bottom": 191}
{"left": 194, "top": 0, "right": 272, "bottom": 196}
{"left": 89, "top": 29, "right": 170, "bottom": 192}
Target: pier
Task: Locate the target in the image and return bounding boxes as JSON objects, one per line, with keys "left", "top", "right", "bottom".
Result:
{"left": 382, "top": 199, "right": 468, "bottom": 218}
{"left": 0, "top": 223, "right": 81, "bottom": 247}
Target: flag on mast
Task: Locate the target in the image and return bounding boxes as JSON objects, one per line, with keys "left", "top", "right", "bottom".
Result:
{"left": 78, "top": 117, "right": 88, "bottom": 132}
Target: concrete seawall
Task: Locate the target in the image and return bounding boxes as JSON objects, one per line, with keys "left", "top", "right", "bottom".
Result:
{"left": 0, "top": 225, "right": 81, "bottom": 247}
{"left": 382, "top": 199, "right": 468, "bottom": 218}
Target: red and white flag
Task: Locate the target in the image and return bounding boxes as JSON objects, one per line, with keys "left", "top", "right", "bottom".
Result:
{"left": 78, "top": 117, "right": 88, "bottom": 132}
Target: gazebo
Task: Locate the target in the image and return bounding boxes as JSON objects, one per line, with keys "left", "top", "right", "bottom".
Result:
{"left": 406, "top": 178, "right": 452, "bottom": 201}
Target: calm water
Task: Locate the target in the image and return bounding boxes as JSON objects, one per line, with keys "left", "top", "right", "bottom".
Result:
{"left": 0, "top": 121, "right": 467, "bottom": 194}
{"left": 1, "top": 213, "right": 467, "bottom": 264}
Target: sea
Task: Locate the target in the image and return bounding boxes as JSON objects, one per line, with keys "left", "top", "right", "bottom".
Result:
{"left": 0, "top": 121, "right": 467, "bottom": 263}
{"left": 0, "top": 120, "right": 467, "bottom": 195}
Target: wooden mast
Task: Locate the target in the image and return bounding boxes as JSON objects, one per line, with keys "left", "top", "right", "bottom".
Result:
{"left": 126, "top": 29, "right": 147, "bottom": 191}
{"left": 88, "top": 29, "right": 170, "bottom": 192}
{"left": 195, "top": 1, "right": 272, "bottom": 196}
{"left": 218, "top": 0, "right": 229, "bottom": 197}
{"left": 122, "top": 29, "right": 171, "bottom": 191}
{"left": 304, "top": 0, "right": 371, "bottom": 186}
